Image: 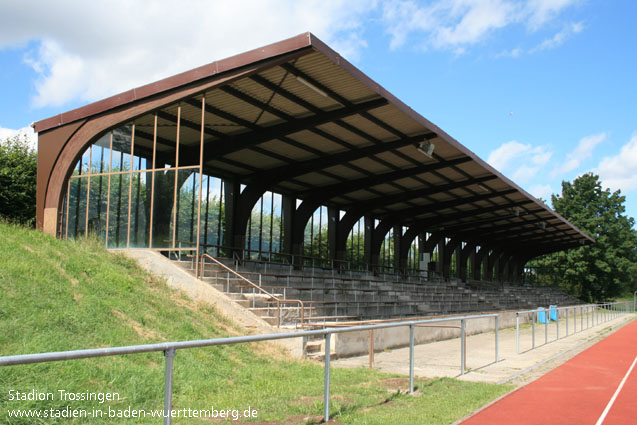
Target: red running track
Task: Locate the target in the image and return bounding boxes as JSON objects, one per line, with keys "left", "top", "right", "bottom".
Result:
{"left": 461, "top": 319, "right": 637, "bottom": 425}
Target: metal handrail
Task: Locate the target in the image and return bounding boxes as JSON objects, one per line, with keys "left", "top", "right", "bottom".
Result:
{"left": 198, "top": 253, "right": 305, "bottom": 328}
{"left": 514, "top": 301, "right": 631, "bottom": 354}
{"left": 0, "top": 312, "right": 498, "bottom": 424}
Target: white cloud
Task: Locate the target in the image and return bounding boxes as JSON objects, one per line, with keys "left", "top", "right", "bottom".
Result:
{"left": 525, "top": 0, "right": 582, "bottom": 30}
{"left": 0, "top": 0, "right": 376, "bottom": 108}
{"left": 528, "top": 183, "right": 553, "bottom": 201}
{"left": 552, "top": 132, "right": 606, "bottom": 177}
{"left": 596, "top": 133, "right": 637, "bottom": 193}
{"left": 381, "top": 0, "right": 581, "bottom": 52}
{"left": 0, "top": 126, "right": 37, "bottom": 149}
{"left": 487, "top": 140, "right": 551, "bottom": 182}
{"left": 530, "top": 21, "right": 584, "bottom": 52}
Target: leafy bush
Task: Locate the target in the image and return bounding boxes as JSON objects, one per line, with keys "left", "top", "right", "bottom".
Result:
{"left": 0, "top": 135, "right": 37, "bottom": 225}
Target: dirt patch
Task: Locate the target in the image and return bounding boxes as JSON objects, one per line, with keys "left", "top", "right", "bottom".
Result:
{"left": 111, "top": 309, "right": 164, "bottom": 341}
{"left": 378, "top": 377, "right": 429, "bottom": 392}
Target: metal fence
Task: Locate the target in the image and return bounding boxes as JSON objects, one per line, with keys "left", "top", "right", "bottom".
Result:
{"left": 0, "top": 313, "right": 498, "bottom": 424}
{"left": 515, "top": 302, "right": 631, "bottom": 354}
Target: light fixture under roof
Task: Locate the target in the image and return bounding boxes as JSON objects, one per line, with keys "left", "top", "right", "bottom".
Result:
{"left": 536, "top": 222, "right": 546, "bottom": 230}
{"left": 510, "top": 207, "right": 522, "bottom": 217}
{"left": 417, "top": 140, "right": 435, "bottom": 158}
{"left": 296, "top": 76, "right": 328, "bottom": 97}
{"left": 477, "top": 184, "right": 490, "bottom": 193}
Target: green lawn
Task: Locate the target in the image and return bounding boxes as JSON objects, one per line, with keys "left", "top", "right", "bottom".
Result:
{"left": 0, "top": 222, "right": 511, "bottom": 424}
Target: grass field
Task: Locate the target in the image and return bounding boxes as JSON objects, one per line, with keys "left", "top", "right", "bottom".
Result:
{"left": 0, "top": 222, "right": 512, "bottom": 424}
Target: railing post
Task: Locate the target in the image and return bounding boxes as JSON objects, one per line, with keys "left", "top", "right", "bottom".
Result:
{"left": 580, "top": 306, "right": 583, "bottom": 332}
{"left": 495, "top": 315, "right": 499, "bottom": 363}
{"left": 324, "top": 333, "right": 331, "bottom": 422}
{"left": 515, "top": 313, "right": 520, "bottom": 354}
{"left": 409, "top": 324, "right": 415, "bottom": 393}
{"left": 532, "top": 311, "right": 536, "bottom": 349}
{"left": 566, "top": 307, "right": 569, "bottom": 336}
{"left": 544, "top": 309, "right": 548, "bottom": 344}
{"left": 460, "top": 319, "right": 466, "bottom": 375}
{"left": 369, "top": 329, "right": 374, "bottom": 369}
{"left": 556, "top": 308, "right": 560, "bottom": 340}
{"left": 164, "top": 348, "right": 176, "bottom": 425}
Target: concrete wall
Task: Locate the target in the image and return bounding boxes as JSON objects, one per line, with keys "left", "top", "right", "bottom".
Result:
{"left": 333, "top": 310, "right": 533, "bottom": 358}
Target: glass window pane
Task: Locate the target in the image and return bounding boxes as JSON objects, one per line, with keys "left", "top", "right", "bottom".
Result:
{"left": 111, "top": 125, "right": 132, "bottom": 172}
{"left": 91, "top": 133, "right": 111, "bottom": 175}
{"left": 68, "top": 177, "right": 88, "bottom": 237}
{"left": 133, "top": 115, "right": 154, "bottom": 171}
{"left": 175, "top": 170, "right": 200, "bottom": 248}
{"left": 87, "top": 174, "right": 109, "bottom": 243}
{"left": 129, "top": 171, "right": 151, "bottom": 248}
{"left": 155, "top": 109, "right": 177, "bottom": 169}
{"left": 200, "top": 175, "right": 223, "bottom": 255}
{"left": 107, "top": 172, "right": 130, "bottom": 248}
{"left": 151, "top": 169, "right": 176, "bottom": 248}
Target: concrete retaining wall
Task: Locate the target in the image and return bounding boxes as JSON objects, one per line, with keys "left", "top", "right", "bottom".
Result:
{"left": 333, "top": 310, "right": 534, "bottom": 358}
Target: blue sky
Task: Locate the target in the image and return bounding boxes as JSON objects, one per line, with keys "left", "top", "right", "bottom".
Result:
{"left": 1, "top": 0, "right": 636, "bottom": 221}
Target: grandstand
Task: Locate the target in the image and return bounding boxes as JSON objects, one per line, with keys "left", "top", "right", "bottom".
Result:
{"left": 33, "top": 33, "right": 592, "bottom": 328}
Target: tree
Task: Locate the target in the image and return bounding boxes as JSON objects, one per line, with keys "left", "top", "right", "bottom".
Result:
{"left": 0, "top": 135, "right": 37, "bottom": 225}
{"left": 529, "top": 173, "right": 637, "bottom": 301}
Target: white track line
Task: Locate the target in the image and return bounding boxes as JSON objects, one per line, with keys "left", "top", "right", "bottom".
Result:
{"left": 595, "top": 354, "right": 637, "bottom": 425}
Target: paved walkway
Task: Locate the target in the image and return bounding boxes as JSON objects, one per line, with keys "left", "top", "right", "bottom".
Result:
{"left": 332, "top": 312, "right": 635, "bottom": 386}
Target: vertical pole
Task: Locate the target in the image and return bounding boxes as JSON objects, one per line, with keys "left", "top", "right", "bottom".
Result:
{"left": 164, "top": 348, "right": 176, "bottom": 425}
{"left": 495, "top": 315, "right": 499, "bottom": 362}
{"left": 515, "top": 313, "right": 520, "bottom": 354}
{"left": 324, "top": 333, "right": 331, "bottom": 422}
{"left": 460, "top": 319, "right": 466, "bottom": 375}
{"left": 566, "top": 308, "right": 569, "bottom": 336}
{"left": 544, "top": 310, "right": 548, "bottom": 344}
{"left": 532, "top": 311, "right": 536, "bottom": 349}
{"left": 580, "top": 306, "right": 583, "bottom": 332}
{"left": 556, "top": 308, "right": 560, "bottom": 340}
{"left": 409, "top": 325, "right": 415, "bottom": 393}
{"left": 369, "top": 329, "right": 374, "bottom": 369}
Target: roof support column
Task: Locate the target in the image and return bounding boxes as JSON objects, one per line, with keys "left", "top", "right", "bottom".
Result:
{"left": 328, "top": 207, "right": 339, "bottom": 265}
{"left": 459, "top": 243, "right": 475, "bottom": 282}
{"left": 421, "top": 232, "right": 443, "bottom": 280}
{"left": 443, "top": 237, "right": 462, "bottom": 280}
{"left": 364, "top": 216, "right": 374, "bottom": 271}
{"left": 474, "top": 247, "right": 489, "bottom": 281}
{"left": 370, "top": 219, "right": 394, "bottom": 274}
{"left": 398, "top": 226, "right": 423, "bottom": 274}
{"left": 437, "top": 239, "right": 446, "bottom": 279}
{"left": 500, "top": 254, "right": 513, "bottom": 283}
{"left": 486, "top": 249, "right": 503, "bottom": 282}
{"left": 222, "top": 179, "right": 241, "bottom": 256}
{"left": 393, "top": 225, "right": 403, "bottom": 274}
{"left": 281, "top": 195, "right": 295, "bottom": 257}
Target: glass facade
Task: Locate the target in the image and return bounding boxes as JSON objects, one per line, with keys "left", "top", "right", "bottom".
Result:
{"left": 60, "top": 98, "right": 425, "bottom": 273}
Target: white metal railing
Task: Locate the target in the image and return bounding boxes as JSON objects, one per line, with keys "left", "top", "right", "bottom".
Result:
{"left": 515, "top": 301, "right": 631, "bottom": 354}
{"left": 0, "top": 313, "right": 499, "bottom": 424}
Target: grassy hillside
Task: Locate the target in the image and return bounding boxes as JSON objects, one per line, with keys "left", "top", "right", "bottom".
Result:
{"left": 0, "top": 222, "right": 511, "bottom": 424}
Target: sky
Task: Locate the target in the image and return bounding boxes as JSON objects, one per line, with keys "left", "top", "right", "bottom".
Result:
{"left": 1, "top": 0, "right": 636, "bottom": 221}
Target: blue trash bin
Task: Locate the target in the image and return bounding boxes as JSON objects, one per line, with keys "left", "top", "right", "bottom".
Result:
{"left": 538, "top": 307, "right": 549, "bottom": 324}
{"left": 549, "top": 305, "right": 558, "bottom": 321}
